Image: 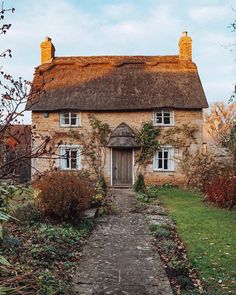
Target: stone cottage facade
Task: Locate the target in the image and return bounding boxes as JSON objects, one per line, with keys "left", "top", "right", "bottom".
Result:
{"left": 27, "top": 32, "right": 208, "bottom": 187}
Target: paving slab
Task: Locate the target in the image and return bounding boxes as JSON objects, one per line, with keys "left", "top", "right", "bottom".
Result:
{"left": 72, "top": 189, "right": 173, "bottom": 295}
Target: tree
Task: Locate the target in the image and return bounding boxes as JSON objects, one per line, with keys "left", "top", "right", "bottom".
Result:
{"left": 204, "top": 102, "right": 236, "bottom": 147}
{"left": 228, "top": 122, "right": 236, "bottom": 173}
{"left": 229, "top": 13, "right": 236, "bottom": 102}
{"left": 0, "top": 2, "right": 51, "bottom": 182}
{"left": 204, "top": 103, "right": 236, "bottom": 185}
{"left": 0, "top": 2, "right": 14, "bottom": 58}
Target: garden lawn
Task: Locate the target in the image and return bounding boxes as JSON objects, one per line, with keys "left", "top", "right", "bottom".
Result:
{"left": 159, "top": 188, "right": 236, "bottom": 295}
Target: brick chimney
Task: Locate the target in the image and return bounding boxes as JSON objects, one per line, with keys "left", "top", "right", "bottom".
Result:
{"left": 40, "top": 37, "right": 55, "bottom": 64}
{"left": 178, "top": 31, "right": 192, "bottom": 61}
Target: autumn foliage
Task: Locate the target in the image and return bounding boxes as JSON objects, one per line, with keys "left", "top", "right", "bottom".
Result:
{"left": 33, "top": 171, "right": 95, "bottom": 221}
{"left": 180, "top": 149, "right": 223, "bottom": 192}
{"left": 205, "top": 176, "right": 236, "bottom": 209}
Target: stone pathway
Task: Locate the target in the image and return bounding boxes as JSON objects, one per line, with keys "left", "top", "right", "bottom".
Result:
{"left": 72, "top": 190, "right": 173, "bottom": 295}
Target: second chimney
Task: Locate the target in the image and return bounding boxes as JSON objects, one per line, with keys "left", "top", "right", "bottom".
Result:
{"left": 40, "top": 37, "right": 55, "bottom": 64}
{"left": 178, "top": 31, "right": 192, "bottom": 61}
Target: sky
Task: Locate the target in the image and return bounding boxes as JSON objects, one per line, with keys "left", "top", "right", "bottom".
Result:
{"left": 1, "top": 0, "right": 236, "bottom": 123}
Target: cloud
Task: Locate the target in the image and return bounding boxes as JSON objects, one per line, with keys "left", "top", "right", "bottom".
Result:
{"left": 188, "top": 4, "right": 231, "bottom": 23}
{"left": 102, "top": 3, "right": 140, "bottom": 20}
{"left": 1, "top": 0, "right": 236, "bottom": 116}
{"left": 3, "top": 0, "right": 184, "bottom": 67}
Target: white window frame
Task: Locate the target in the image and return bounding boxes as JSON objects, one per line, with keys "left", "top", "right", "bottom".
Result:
{"left": 153, "top": 110, "right": 174, "bottom": 126}
{"left": 60, "top": 112, "right": 81, "bottom": 127}
{"left": 60, "top": 145, "right": 81, "bottom": 170}
{"left": 153, "top": 147, "right": 174, "bottom": 172}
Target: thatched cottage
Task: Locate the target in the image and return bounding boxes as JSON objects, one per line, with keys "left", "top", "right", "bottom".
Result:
{"left": 27, "top": 32, "right": 208, "bottom": 187}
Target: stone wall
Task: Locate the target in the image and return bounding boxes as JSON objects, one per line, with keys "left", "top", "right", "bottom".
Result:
{"left": 32, "top": 109, "right": 203, "bottom": 186}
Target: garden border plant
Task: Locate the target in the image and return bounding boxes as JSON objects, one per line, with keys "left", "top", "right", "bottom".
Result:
{"left": 134, "top": 185, "right": 206, "bottom": 294}
{"left": 1, "top": 187, "right": 96, "bottom": 294}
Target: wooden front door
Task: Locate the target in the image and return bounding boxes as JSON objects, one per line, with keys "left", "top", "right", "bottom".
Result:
{"left": 112, "top": 149, "right": 133, "bottom": 186}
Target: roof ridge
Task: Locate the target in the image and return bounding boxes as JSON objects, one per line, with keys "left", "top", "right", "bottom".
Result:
{"left": 37, "top": 55, "right": 197, "bottom": 71}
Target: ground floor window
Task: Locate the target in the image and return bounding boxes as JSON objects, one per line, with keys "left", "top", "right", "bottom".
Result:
{"left": 60, "top": 146, "right": 81, "bottom": 170}
{"left": 153, "top": 147, "right": 174, "bottom": 171}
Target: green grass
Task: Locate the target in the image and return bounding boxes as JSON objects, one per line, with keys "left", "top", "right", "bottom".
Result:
{"left": 159, "top": 188, "right": 236, "bottom": 295}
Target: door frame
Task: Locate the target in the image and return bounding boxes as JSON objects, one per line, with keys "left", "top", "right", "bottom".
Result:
{"left": 110, "top": 148, "right": 134, "bottom": 186}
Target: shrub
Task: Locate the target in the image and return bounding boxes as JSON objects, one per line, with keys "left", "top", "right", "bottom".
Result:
{"left": 96, "top": 194, "right": 117, "bottom": 216}
{"left": 162, "top": 183, "right": 174, "bottom": 189}
{"left": 167, "top": 257, "right": 190, "bottom": 276}
{"left": 39, "top": 270, "right": 67, "bottom": 295}
{"left": 33, "top": 171, "right": 95, "bottom": 221}
{"left": 12, "top": 203, "right": 42, "bottom": 224}
{"left": 147, "top": 185, "right": 159, "bottom": 198}
{"left": 180, "top": 149, "right": 232, "bottom": 192}
{"left": 136, "top": 192, "right": 149, "bottom": 203}
{"left": 92, "top": 176, "right": 107, "bottom": 207}
{"left": 205, "top": 176, "right": 236, "bottom": 209}
{"left": 149, "top": 224, "right": 172, "bottom": 238}
{"left": 160, "top": 239, "right": 177, "bottom": 253}
{"left": 96, "top": 175, "right": 107, "bottom": 196}
{"left": 176, "top": 275, "right": 194, "bottom": 290}
{"left": 133, "top": 173, "right": 146, "bottom": 193}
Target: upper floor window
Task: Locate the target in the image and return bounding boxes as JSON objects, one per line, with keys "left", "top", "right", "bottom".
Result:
{"left": 153, "top": 147, "right": 174, "bottom": 171}
{"left": 60, "top": 146, "right": 81, "bottom": 170}
{"left": 60, "top": 112, "right": 80, "bottom": 127}
{"left": 153, "top": 110, "right": 174, "bottom": 126}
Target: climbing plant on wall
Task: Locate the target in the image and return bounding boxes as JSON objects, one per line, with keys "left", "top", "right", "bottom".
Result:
{"left": 70, "top": 116, "right": 111, "bottom": 179}
{"left": 134, "top": 121, "right": 160, "bottom": 174}
{"left": 162, "top": 124, "right": 198, "bottom": 149}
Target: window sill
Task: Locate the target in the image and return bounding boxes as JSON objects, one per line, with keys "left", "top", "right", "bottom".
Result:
{"left": 60, "top": 125, "right": 82, "bottom": 128}
{"left": 153, "top": 169, "right": 175, "bottom": 172}
{"left": 60, "top": 168, "right": 81, "bottom": 171}
{"left": 153, "top": 124, "right": 175, "bottom": 127}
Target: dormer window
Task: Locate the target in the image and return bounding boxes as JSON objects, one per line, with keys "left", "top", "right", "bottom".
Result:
{"left": 60, "top": 112, "right": 80, "bottom": 127}
{"left": 153, "top": 110, "right": 174, "bottom": 126}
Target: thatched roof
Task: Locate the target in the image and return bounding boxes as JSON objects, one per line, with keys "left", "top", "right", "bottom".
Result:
{"left": 108, "top": 123, "right": 139, "bottom": 148}
{"left": 27, "top": 56, "right": 208, "bottom": 111}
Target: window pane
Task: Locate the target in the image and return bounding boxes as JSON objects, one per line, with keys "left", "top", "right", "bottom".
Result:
{"left": 70, "top": 117, "right": 77, "bottom": 125}
{"left": 158, "top": 159, "right": 163, "bottom": 169}
{"left": 163, "top": 116, "right": 170, "bottom": 124}
{"left": 158, "top": 150, "right": 163, "bottom": 159}
{"left": 164, "top": 159, "right": 168, "bottom": 169}
{"left": 155, "top": 112, "right": 162, "bottom": 124}
{"left": 66, "top": 150, "right": 70, "bottom": 168}
{"left": 153, "top": 158, "right": 158, "bottom": 170}
{"left": 164, "top": 111, "right": 173, "bottom": 125}
{"left": 70, "top": 113, "right": 77, "bottom": 125}
{"left": 61, "top": 113, "right": 69, "bottom": 125}
{"left": 164, "top": 151, "right": 168, "bottom": 159}
{"left": 71, "top": 150, "right": 77, "bottom": 169}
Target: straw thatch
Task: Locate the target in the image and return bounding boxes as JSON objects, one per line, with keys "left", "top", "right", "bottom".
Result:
{"left": 27, "top": 55, "right": 208, "bottom": 111}
{"left": 108, "top": 123, "right": 139, "bottom": 148}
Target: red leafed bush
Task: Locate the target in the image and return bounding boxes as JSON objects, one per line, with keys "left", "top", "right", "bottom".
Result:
{"left": 33, "top": 171, "right": 95, "bottom": 221}
{"left": 205, "top": 176, "right": 236, "bottom": 209}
